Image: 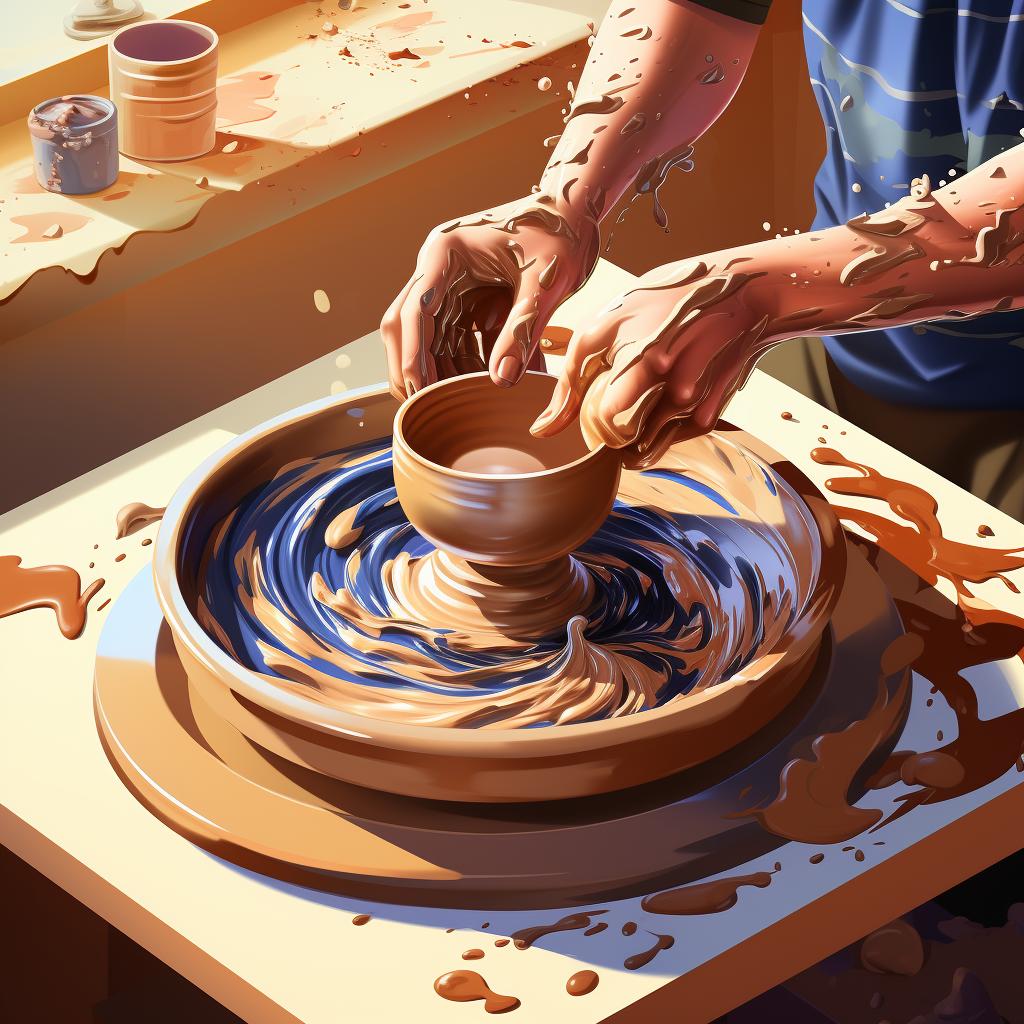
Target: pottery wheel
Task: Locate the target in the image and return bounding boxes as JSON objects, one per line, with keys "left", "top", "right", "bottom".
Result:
{"left": 95, "top": 540, "right": 908, "bottom": 909}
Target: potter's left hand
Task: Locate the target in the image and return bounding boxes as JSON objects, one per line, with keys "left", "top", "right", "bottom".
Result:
{"left": 531, "top": 259, "right": 778, "bottom": 468}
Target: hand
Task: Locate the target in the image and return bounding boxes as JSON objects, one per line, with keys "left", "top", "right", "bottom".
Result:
{"left": 531, "top": 259, "right": 778, "bottom": 467}
{"left": 380, "top": 195, "right": 600, "bottom": 399}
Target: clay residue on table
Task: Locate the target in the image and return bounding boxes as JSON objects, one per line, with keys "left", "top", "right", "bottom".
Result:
{"left": 641, "top": 864, "right": 779, "bottom": 916}
{"left": 0, "top": 555, "right": 104, "bottom": 639}
{"left": 750, "top": 446, "right": 1024, "bottom": 848}
{"left": 216, "top": 71, "right": 281, "bottom": 128}
{"left": 511, "top": 909, "right": 606, "bottom": 949}
{"left": 11, "top": 213, "right": 92, "bottom": 243}
{"left": 115, "top": 501, "right": 165, "bottom": 539}
{"left": 433, "top": 970, "right": 520, "bottom": 1013}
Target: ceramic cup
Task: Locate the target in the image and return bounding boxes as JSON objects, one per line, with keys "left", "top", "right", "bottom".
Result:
{"left": 108, "top": 20, "right": 219, "bottom": 161}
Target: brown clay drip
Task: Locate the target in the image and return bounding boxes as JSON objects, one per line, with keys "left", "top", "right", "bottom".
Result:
{"left": 623, "top": 932, "right": 675, "bottom": 970}
{"left": 433, "top": 971, "right": 520, "bottom": 1013}
{"left": 352, "top": 913, "right": 371, "bottom": 925}
{"left": 511, "top": 909, "right": 606, "bottom": 949}
{"left": 805, "top": 448, "right": 1024, "bottom": 828}
{"left": 115, "top": 502, "right": 165, "bottom": 539}
{"left": 746, "top": 632, "right": 920, "bottom": 844}
{"left": 641, "top": 865, "right": 778, "bottom": 916}
{"left": 583, "top": 922, "right": 607, "bottom": 936}
{"left": 462, "top": 948, "right": 485, "bottom": 960}
{"left": 566, "top": 969, "right": 599, "bottom": 995}
{"left": 621, "top": 920, "right": 637, "bottom": 936}
{"left": 859, "top": 919, "right": 925, "bottom": 976}
{"left": 0, "top": 556, "right": 105, "bottom": 639}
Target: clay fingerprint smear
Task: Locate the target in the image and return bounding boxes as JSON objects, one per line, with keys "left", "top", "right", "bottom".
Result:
{"left": 0, "top": 556, "right": 104, "bottom": 639}
{"left": 433, "top": 971, "right": 519, "bottom": 1014}
{"left": 194, "top": 436, "right": 823, "bottom": 729}
{"left": 216, "top": 72, "right": 279, "bottom": 128}
{"left": 749, "top": 446, "right": 1024, "bottom": 843}
{"left": 115, "top": 502, "right": 165, "bottom": 539}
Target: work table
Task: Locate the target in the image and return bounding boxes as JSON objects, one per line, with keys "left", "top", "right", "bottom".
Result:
{"left": 2, "top": 260, "right": 1024, "bottom": 1023}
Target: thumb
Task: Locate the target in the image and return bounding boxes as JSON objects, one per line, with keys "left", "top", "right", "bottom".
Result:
{"left": 530, "top": 322, "right": 613, "bottom": 437}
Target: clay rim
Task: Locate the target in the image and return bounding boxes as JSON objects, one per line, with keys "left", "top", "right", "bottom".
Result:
{"left": 393, "top": 371, "right": 612, "bottom": 481}
{"left": 109, "top": 19, "right": 219, "bottom": 65}
{"left": 153, "top": 382, "right": 846, "bottom": 756}
{"left": 29, "top": 95, "right": 116, "bottom": 136}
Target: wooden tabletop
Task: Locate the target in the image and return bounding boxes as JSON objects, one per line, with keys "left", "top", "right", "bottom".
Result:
{"left": 3, "top": 260, "right": 1024, "bottom": 1023}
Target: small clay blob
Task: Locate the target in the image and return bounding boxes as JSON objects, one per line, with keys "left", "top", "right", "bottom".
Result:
{"left": 567, "top": 970, "right": 599, "bottom": 996}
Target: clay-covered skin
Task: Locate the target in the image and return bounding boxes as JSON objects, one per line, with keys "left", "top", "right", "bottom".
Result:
{"left": 194, "top": 432, "right": 826, "bottom": 729}
{"left": 380, "top": 0, "right": 758, "bottom": 398}
{"left": 533, "top": 145, "right": 1024, "bottom": 465}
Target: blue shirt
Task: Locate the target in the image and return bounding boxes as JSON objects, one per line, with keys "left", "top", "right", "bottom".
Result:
{"left": 801, "top": 0, "right": 1024, "bottom": 408}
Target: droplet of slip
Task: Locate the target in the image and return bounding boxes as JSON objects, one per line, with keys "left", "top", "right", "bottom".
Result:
{"left": 537, "top": 76, "right": 552, "bottom": 91}
{"left": 567, "top": 970, "right": 599, "bottom": 996}
{"left": 899, "top": 750, "right": 965, "bottom": 789}
{"left": 352, "top": 913, "right": 371, "bottom": 925}
{"left": 313, "top": 289, "right": 331, "bottom": 314}
{"left": 978, "top": 524, "right": 994, "bottom": 537}
{"left": 859, "top": 919, "right": 924, "bottom": 976}
{"left": 809, "top": 853, "right": 824, "bottom": 864}
{"left": 462, "top": 948, "right": 485, "bottom": 960}
{"left": 434, "top": 971, "right": 520, "bottom": 1013}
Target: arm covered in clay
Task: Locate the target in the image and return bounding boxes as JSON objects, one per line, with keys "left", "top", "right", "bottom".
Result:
{"left": 380, "top": 0, "right": 764, "bottom": 398}
{"left": 532, "top": 144, "right": 1024, "bottom": 467}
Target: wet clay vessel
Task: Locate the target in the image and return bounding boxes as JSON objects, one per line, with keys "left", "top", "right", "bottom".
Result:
{"left": 392, "top": 372, "right": 621, "bottom": 637}
{"left": 152, "top": 383, "right": 846, "bottom": 803}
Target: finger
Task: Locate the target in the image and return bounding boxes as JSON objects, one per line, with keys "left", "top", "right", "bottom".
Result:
{"left": 380, "top": 276, "right": 417, "bottom": 399}
{"left": 530, "top": 320, "right": 616, "bottom": 437}
{"left": 399, "top": 269, "right": 456, "bottom": 394}
{"left": 487, "top": 260, "right": 570, "bottom": 387}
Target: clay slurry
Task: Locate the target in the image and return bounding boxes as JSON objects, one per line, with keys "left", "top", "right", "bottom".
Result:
{"left": 115, "top": 501, "right": 165, "bottom": 539}
{"left": 511, "top": 909, "right": 607, "bottom": 949}
{"left": 744, "top": 445, "right": 1024, "bottom": 847}
{"left": 623, "top": 932, "right": 675, "bottom": 971}
{"left": 0, "top": 556, "right": 104, "bottom": 639}
{"left": 566, "top": 970, "right": 599, "bottom": 996}
{"left": 433, "top": 971, "right": 520, "bottom": 1014}
{"left": 641, "top": 863, "right": 780, "bottom": 916}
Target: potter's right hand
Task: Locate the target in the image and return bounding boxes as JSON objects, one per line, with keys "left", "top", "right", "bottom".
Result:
{"left": 380, "top": 195, "right": 600, "bottom": 399}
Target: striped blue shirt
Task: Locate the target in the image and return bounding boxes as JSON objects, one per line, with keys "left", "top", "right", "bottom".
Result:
{"left": 802, "top": 0, "right": 1024, "bottom": 407}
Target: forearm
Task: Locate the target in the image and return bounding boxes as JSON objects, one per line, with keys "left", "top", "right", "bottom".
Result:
{"left": 539, "top": 0, "right": 761, "bottom": 224}
{"left": 735, "top": 145, "right": 1024, "bottom": 341}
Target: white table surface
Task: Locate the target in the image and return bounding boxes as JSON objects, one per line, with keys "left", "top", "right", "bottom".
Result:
{"left": 3, "top": 260, "right": 1024, "bottom": 1023}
